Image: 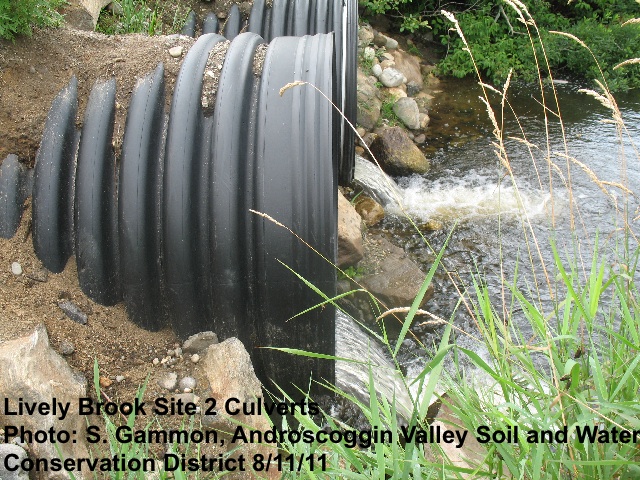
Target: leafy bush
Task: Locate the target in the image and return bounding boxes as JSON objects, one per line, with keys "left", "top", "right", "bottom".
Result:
{"left": 437, "top": 2, "right": 640, "bottom": 91}
{"left": 0, "top": 0, "right": 65, "bottom": 40}
{"left": 96, "top": 0, "right": 190, "bottom": 36}
{"left": 547, "top": 18, "right": 640, "bottom": 91}
{"left": 96, "top": 0, "right": 159, "bottom": 35}
{"left": 358, "top": 0, "right": 640, "bottom": 91}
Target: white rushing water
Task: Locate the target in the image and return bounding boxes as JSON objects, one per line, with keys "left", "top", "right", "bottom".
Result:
{"left": 399, "top": 170, "right": 555, "bottom": 222}
{"left": 335, "top": 310, "right": 440, "bottom": 422}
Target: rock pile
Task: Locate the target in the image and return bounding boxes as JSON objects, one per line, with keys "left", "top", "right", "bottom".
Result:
{"left": 355, "top": 22, "right": 435, "bottom": 176}
{"left": 338, "top": 21, "right": 441, "bottom": 323}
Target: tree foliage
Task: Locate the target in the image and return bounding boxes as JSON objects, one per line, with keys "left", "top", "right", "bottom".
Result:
{"left": 360, "top": 0, "right": 640, "bottom": 91}
{"left": 0, "top": 0, "right": 65, "bottom": 40}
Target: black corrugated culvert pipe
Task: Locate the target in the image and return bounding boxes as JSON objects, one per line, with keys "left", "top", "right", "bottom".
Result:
{"left": 0, "top": 155, "right": 32, "bottom": 238}
{"left": 36, "top": 40, "right": 336, "bottom": 393}
{"left": 1, "top": 0, "right": 357, "bottom": 395}
{"left": 183, "top": 0, "right": 357, "bottom": 184}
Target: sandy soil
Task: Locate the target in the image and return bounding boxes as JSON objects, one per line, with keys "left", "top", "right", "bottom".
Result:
{"left": 0, "top": 27, "right": 197, "bottom": 163}
{"left": 0, "top": 24, "right": 220, "bottom": 421}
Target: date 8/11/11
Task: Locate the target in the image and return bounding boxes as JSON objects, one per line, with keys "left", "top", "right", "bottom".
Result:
{"left": 253, "top": 453, "right": 327, "bottom": 473}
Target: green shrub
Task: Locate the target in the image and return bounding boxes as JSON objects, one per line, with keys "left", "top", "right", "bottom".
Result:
{"left": 437, "top": 2, "right": 640, "bottom": 91}
{"left": 358, "top": 0, "right": 640, "bottom": 91}
{"left": 548, "top": 18, "right": 640, "bottom": 91}
{"left": 0, "top": 0, "right": 65, "bottom": 40}
{"left": 96, "top": 0, "right": 191, "bottom": 36}
{"left": 96, "top": 0, "right": 160, "bottom": 35}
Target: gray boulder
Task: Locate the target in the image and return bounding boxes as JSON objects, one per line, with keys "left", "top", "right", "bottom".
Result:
{"left": 338, "top": 191, "right": 364, "bottom": 267}
{"left": 0, "top": 325, "right": 90, "bottom": 480}
{"left": 0, "top": 444, "right": 29, "bottom": 480}
{"left": 199, "top": 338, "right": 279, "bottom": 479}
{"left": 393, "top": 97, "right": 421, "bottom": 130}
{"left": 358, "top": 23, "right": 374, "bottom": 48}
{"left": 370, "top": 127, "right": 430, "bottom": 176}
{"left": 360, "top": 235, "right": 433, "bottom": 309}
{"left": 379, "top": 68, "right": 405, "bottom": 88}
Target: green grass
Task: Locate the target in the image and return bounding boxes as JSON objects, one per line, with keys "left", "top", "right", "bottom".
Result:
{"left": 78, "top": 360, "right": 226, "bottom": 480}
{"left": 272, "top": 6, "right": 640, "bottom": 479}
{"left": 96, "top": 0, "right": 189, "bottom": 36}
{"left": 379, "top": 94, "right": 400, "bottom": 127}
{"left": 0, "top": 0, "right": 65, "bottom": 40}
{"left": 270, "top": 241, "right": 640, "bottom": 478}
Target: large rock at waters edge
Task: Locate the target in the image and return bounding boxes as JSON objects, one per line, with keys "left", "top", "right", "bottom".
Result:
{"left": 0, "top": 325, "right": 90, "bottom": 480}
{"left": 338, "top": 191, "right": 364, "bottom": 267}
{"left": 392, "top": 50, "right": 424, "bottom": 94}
{"left": 370, "top": 126, "right": 429, "bottom": 176}
{"left": 199, "top": 338, "right": 278, "bottom": 479}
{"left": 393, "top": 97, "right": 421, "bottom": 130}
{"left": 354, "top": 196, "right": 385, "bottom": 227}
{"left": 360, "top": 235, "right": 433, "bottom": 310}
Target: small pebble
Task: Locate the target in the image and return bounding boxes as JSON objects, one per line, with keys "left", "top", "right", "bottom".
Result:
{"left": 158, "top": 372, "right": 178, "bottom": 391}
{"left": 11, "top": 262, "right": 22, "bottom": 276}
{"left": 169, "top": 46, "right": 183, "bottom": 58}
{"left": 179, "top": 376, "right": 197, "bottom": 390}
{"left": 190, "top": 354, "right": 200, "bottom": 364}
{"left": 167, "top": 349, "right": 174, "bottom": 357}
{"left": 58, "top": 300, "right": 88, "bottom": 325}
{"left": 174, "top": 347, "right": 182, "bottom": 357}
{"left": 26, "top": 267, "right": 48, "bottom": 282}
{"left": 99, "top": 376, "right": 112, "bottom": 388}
{"left": 116, "top": 375, "right": 125, "bottom": 383}
{"left": 153, "top": 358, "right": 160, "bottom": 365}
{"left": 59, "top": 340, "right": 75, "bottom": 356}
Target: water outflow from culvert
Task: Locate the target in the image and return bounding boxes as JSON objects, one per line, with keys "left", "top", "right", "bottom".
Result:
{"left": 335, "top": 310, "right": 417, "bottom": 421}
{"left": 353, "top": 154, "right": 404, "bottom": 209}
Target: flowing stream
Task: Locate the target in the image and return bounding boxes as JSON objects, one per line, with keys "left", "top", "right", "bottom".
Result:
{"left": 339, "top": 78, "right": 640, "bottom": 406}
